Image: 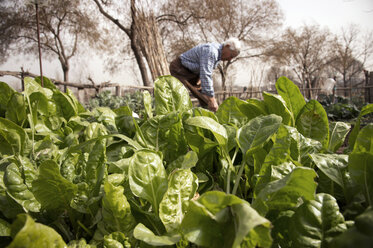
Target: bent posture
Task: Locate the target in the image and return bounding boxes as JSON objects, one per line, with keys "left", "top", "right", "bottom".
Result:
{"left": 169, "top": 38, "right": 241, "bottom": 112}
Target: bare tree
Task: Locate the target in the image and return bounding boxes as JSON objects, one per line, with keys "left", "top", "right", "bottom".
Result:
{"left": 0, "top": 0, "right": 104, "bottom": 82}
{"left": 158, "top": 0, "right": 283, "bottom": 91}
{"left": 92, "top": 0, "right": 169, "bottom": 87}
{"left": 330, "top": 24, "right": 373, "bottom": 93}
{"left": 267, "top": 25, "right": 334, "bottom": 99}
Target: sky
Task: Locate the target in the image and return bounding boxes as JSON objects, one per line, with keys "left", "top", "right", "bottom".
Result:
{"left": 277, "top": 0, "right": 373, "bottom": 32}
{"left": 1, "top": 0, "right": 373, "bottom": 90}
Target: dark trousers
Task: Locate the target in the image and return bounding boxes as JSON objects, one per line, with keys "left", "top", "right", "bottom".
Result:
{"left": 169, "top": 57, "right": 208, "bottom": 108}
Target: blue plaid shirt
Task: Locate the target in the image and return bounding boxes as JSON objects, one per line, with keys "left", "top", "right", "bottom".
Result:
{"left": 180, "top": 43, "right": 223, "bottom": 97}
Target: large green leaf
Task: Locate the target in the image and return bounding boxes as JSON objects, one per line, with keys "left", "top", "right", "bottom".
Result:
{"left": 8, "top": 214, "right": 66, "bottom": 248}
{"left": 216, "top": 96, "right": 263, "bottom": 127}
{"left": 32, "top": 160, "right": 77, "bottom": 210}
{"left": 159, "top": 169, "right": 198, "bottom": 232}
{"left": 133, "top": 223, "right": 180, "bottom": 246}
{"left": 0, "top": 218, "right": 11, "bottom": 237}
{"left": 181, "top": 191, "right": 271, "bottom": 248}
{"left": 4, "top": 163, "right": 40, "bottom": 212}
{"left": 328, "top": 122, "right": 351, "bottom": 152}
{"left": 0, "top": 81, "right": 15, "bottom": 117}
{"left": 296, "top": 100, "right": 329, "bottom": 147}
{"left": 286, "top": 125, "right": 322, "bottom": 165}
{"left": 310, "top": 153, "right": 348, "bottom": 188}
{"left": 24, "top": 77, "right": 53, "bottom": 99}
{"left": 185, "top": 116, "right": 228, "bottom": 146}
{"left": 53, "top": 91, "right": 78, "bottom": 121}
{"left": 143, "top": 90, "right": 153, "bottom": 119}
{"left": 330, "top": 207, "right": 373, "bottom": 248}
{"left": 237, "top": 114, "right": 282, "bottom": 157}
{"left": 128, "top": 149, "right": 168, "bottom": 215}
{"left": 135, "top": 112, "right": 188, "bottom": 163}
{"left": 252, "top": 167, "right": 317, "bottom": 216}
{"left": 353, "top": 124, "right": 373, "bottom": 153}
{"left": 5, "top": 92, "right": 26, "bottom": 126}
{"left": 254, "top": 124, "right": 294, "bottom": 196}
{"left": 103, "top": 231, "right": 131, "bottom": 248}
{"left": 166, "top": 150, "right": 198, "bottom": 174}
{"left": 349, "top": 104, "right": 373, "bottom": 149}
{"left": 349, "top": 152, "right": 373, "bottom": 206}
{"left": 290, "top": 193, "right": 347, "bottom": 248}
{"left": 275, "top": 76, "right": 306, "bottom": 120}
{"left": 263, "top": 92, "right": 293, "bottom": 125}
{"left": 94, "top": 182, "right": 136, "bottom": 240}
{"left": 86, "top": 139, "right": 107, "bottom": 197}
{"left": 0, "top": 118, "right": 29, "bottom": 156}
{"left": 154, "top": 76, "right": 192, "bottom": 115}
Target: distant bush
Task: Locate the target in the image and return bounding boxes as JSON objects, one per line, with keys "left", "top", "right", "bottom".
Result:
{"left": 87, "top": 90, "right": 150, "bottom": 115}
{"left": 318, "top": 94, "right": 364, "bottom": 121}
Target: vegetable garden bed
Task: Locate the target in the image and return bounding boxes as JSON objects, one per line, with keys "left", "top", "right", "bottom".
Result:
{"left": 0, "top": 75, "right": 372, "bottom": 247}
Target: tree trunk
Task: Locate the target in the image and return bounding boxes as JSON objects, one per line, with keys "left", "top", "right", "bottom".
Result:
{"left": 130, "top": 21, "right": 152, "bottom": 86}
{"left": 131, "top": 1, "right": 169, "bottom": 84}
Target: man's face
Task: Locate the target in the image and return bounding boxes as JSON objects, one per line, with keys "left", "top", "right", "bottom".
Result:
{"left": 221, "top": 45, "right": 239, "bottom": 61}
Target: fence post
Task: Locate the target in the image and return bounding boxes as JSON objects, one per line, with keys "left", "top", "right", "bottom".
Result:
{"left": 116, "top": 86, "right": 121, "bottom": 97}
{"left": 369, "top": 72, "right": 373, "bottom": 103}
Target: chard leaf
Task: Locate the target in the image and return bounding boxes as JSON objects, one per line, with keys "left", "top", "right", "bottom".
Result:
{"left": 330, "top": 207, "right": 373, "bottom": 248}
{"left": 328, "top": 122, "right": 351, "bottom": 152}
{"left": 86, "top": 139, "right": 107, "bottom": 197}
{"left": 104, "top": 231, "right": 131, "bottom": 248}
{"left": 143, "top": 90, "right": 153, "bottom": 119}
{"left": 185, "top": 116, "right": 228, "bottom": 146}
{"left": 263, "top": 92, "right": 293, "bottom": 125}
{"left": 290, "top": 193, "right": 347, "bottom": 247}
{"left": 252, "top": 167, "right": 317, "bottom": 216}
{"left": 181, "top": 191, "right": 270, "bottom": 248}
{"left": 67, "top": 238, "right": 92, "bottom": 247}
{"left": 133, "top": 223, "right": 181, "bottom": 246}
{"left": 94, "top": 182, "right": 136, "bottom": 240}
{"left": 296, "top": 100, "right": 329, "bottom": 147}
{"left": 5, "top": 92, "right": 26, "bottom": 126}
{"left": 0, "top": 117, "right": 29, "bottom": 156}
{"left": 349, "top": 103, "right": 373, "bottom": 149}
{"left": 237, "top": 114, "right": 282, "bottom": 157}
{"left": 166, "top": 150, "right": 198, "bottom": 174}
{"left": 4, "top": 163, "right": 40, "bottom": 212}
{"left": 32, "top": 160, "right": 77, "bottom": 210}
{"left": 310, "top": 153, "right": 348, "bottom": 188}
{"left": 0, "top": 81, "right": 15, "bottom": 117}
{"left": 159, "top": 169, "right": 198, "bottom": 232}
{"left": 154, "top": 75, "right": 192, "bottom": 115}
{"left": 275, "top": 76, "right": 306, "bottom": 120}
{"left": 0, "top": 218, "right": 11, "bottom": 236}
{"left": 254, "top": 124, "right": 294, "bottom": 196}
{"left": 349, "top": 152, "right": 373, "bottom": 206}
{"left": 128, "top": 150, "right": 168, "bottom": 215}
{"left": 353, "top": 124, "right": 373, "bottom": 153}
{"left": 8, "top": 214, "right": 66, "bottom": 248}
{"left": 136, "top": 112, "right": 188, "bottom": 163}
{"left": 24, "top": 77, "right": 53, "bottom": 98}
{"left": 216, "top": 96, "right": 263, "bottom": 127}
{"left": 53, "top": 90, "right": 78, "bottom": 121}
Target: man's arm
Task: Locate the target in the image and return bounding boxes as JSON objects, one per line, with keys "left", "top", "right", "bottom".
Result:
{"left": 199, "top": 47, "right": 218, "bottom": 112}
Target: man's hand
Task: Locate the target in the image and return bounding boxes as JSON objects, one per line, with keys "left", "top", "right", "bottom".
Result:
{"left": 207, "top": 96, "right": 218, "bottom": 112}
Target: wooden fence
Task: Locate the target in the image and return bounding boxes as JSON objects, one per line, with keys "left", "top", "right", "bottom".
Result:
{"left": 1, "top": 70, "right": 372, "bottom": 106}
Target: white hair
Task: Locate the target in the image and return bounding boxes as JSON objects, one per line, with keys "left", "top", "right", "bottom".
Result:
{"left": 223, "top": 38, "right": 241, "bottom": 54}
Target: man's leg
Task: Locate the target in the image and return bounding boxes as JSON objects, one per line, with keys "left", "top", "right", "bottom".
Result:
{"left": 169, "top": 58, "right": 209, "bottom": 107}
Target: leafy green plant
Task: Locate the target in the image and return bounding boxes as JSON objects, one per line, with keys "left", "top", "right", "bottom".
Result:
{"left": 0, "top": 75, "right": 372, "bottom": 247}
{"left": 87, "top": 90, "right": 151, "bottom": 116}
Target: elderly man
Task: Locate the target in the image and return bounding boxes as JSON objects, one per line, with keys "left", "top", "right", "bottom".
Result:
{"left": 169, "top": 38, "right": 241, "bottom": 112}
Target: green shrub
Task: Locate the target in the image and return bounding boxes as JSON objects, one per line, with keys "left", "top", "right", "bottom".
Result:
{"left": 87, "top": 90, "right": 150, "bottom": 115}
